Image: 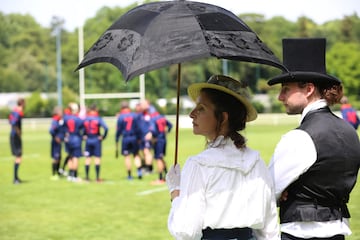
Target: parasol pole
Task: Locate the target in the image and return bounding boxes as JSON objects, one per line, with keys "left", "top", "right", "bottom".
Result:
{"left": 174, "top": 63, "right": 181, "bottom": 165}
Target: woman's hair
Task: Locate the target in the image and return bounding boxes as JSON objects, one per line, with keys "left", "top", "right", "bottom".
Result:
{"left": 201, "top": 88, "right": 247, "bottom": 148}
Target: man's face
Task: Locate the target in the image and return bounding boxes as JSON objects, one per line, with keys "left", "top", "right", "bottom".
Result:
{"left": 278, "top": 82, "right": 309, "bottom": 115}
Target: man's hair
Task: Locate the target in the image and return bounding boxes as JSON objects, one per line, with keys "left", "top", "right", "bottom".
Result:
{"left": 315, "top": 82, "right": 343, "bottom": 106}
{"left": 297, "top": 81, "right": 343, "bottom": 106}
{"left": 17, "top": 98, "right": 25, "bottom": 106}
{"left": 89, "top": 103, "right": 97, "bottom": 111}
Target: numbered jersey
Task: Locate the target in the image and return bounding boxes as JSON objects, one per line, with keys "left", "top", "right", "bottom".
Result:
{"left": 116, "top": 109, "right": 140, "bottom": 142}
{"left": 151, "top": 114, "right": 172, "bottom": 139}
{"left": 63, "top": 114, "right": 84, "bottom": 147}
{"left": 84, "top": 112, "right": 108, "bottom": 139}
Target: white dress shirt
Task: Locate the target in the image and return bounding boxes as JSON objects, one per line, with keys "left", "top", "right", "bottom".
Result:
{"left": 269, "top": 100, "right": 351, "bottom": 238}
{"left": 168, "top": 136, "right": 280, "bottom": 240}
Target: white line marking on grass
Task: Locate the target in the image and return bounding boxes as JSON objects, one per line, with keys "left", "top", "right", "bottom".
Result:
{"left": 0, "top": 154, "right": 40, "bottom": 161}
{"left": 137, "top": 186, "right": 167, "bottom": 196}
{"left": 0, "top": 156, "right": 13, "bottom": 161}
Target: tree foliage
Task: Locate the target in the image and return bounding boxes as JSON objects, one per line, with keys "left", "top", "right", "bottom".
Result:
{"left": 0, "top": 4, "right": 359, "bottom": 116}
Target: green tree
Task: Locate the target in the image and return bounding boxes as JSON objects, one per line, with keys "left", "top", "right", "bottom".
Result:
{"left": 327, "top": 42, "right": 360, "bottom": 97}
{"left": 1, "top": 3, "right": 360, "bottom": 115}
{"left": 25, "top": 91, "right": 48, "bottom": 117}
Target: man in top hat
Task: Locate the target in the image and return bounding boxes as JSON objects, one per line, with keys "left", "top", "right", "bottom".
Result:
{"left": 268, "top": 38, "right": 360, "bottom": 239}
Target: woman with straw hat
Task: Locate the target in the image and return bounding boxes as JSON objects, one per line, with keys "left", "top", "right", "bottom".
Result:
{"left": 166, "top": 75, "right": 279, "bottom": 240}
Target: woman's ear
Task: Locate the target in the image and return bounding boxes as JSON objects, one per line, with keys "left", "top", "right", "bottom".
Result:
{"left": 221, "top": 112, "right": 229, "bottom": 126}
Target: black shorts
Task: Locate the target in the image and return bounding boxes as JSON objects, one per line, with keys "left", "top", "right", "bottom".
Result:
{"left": 10, "top": 134, "right": 22, "bottom": 157}
{"left": 202, "top": 227, "right": 253, "bottom": 240}
{"left": 281, "top": 232, "right": 345, "bottom": 240}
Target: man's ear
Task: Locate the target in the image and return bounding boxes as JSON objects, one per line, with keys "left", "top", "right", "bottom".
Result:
{"left": 306, "top": 82, "right": 316, "bottom": 97}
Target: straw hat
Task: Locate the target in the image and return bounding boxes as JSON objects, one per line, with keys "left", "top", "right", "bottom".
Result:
{"left": 187, "top": 75, "right": 257, "bottom": 122}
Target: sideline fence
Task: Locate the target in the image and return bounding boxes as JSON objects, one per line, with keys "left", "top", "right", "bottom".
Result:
{"left": 0, "top": 112, "right": 345, "bottom": 130}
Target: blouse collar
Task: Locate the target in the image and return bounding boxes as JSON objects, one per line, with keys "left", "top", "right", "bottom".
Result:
{"left": 207, "top": 135, "right": 228, "bottom": 148}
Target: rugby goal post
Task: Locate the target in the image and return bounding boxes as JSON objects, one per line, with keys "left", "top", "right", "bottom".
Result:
{"left": 78, "top": 26, "right": 145, "bottom": 109}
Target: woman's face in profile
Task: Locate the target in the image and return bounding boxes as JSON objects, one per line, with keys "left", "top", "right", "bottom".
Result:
{"left": 189, "top": 91, "right": 218, "bottom": 141}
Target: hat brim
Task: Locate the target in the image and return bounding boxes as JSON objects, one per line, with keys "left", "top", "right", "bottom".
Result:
{"left": 268, "top": 72, "right": 341, "bottom": 85}
{"left": 187, "top": 83, "right": 257, "bottom": 122}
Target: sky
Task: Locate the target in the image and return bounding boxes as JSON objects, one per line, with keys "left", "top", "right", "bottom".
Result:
{"left": 1, "top": 0, "right": 359, "bottom": 31}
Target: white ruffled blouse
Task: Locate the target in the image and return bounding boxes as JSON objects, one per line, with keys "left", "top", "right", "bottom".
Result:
{"left": 168, "top": 136, "right": 280, "bottom": 240}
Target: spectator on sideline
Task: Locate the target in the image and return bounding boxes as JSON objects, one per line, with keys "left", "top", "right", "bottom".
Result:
{"left": 63, "top": 102, "right": 85, "bottom": 182}
{"left": 83, "top": 103, "right": 108, "bottom": 182}
{"left": 116, "top": 101, "right": 142, "bottom": 180}
{"left": 150, "top": 111, "right": 172, "bottom": 185}
{"left": 268, "top": 38, "right": 360, "bottom": 239}
{"left": 166, "top": 75, "right": 279, "bottom": 239}
{"left": 49, "top": 106, "right": 64, "bottom": 180}
{"left": 9, "top": 98, "right": 25, "bottom": 184}
{"left": 340, "top": 96, "right": 360, "bottom": 130}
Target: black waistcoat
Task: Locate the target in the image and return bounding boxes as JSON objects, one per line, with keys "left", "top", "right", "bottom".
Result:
{"left": 280, "top": 107, "right": 360, "bottom": 223}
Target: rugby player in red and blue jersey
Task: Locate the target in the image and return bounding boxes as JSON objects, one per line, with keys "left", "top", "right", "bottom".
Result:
{"left": 150, "top": 111, "right": 172, "bottom": 184}
{"left": 83, "top": 104, "right": 108, "bottom": 182}
{"left": 340, "top": 96, "right": 360, "bottom": 130}
{"left": 63, "top": 103, "right": 85, "bottom": 182}
{"left": 116, "top": 101, "right": 142, "bottom": 180}
{"left": 49, "top": 106, "right": 64, "bottom": 180}
{"left": 138, "top": 100, "right": 155, "bottom": 174}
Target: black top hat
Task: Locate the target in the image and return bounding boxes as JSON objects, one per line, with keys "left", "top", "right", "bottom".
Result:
{"left": 268, "top": 38, "right": 341, "bottom": 85}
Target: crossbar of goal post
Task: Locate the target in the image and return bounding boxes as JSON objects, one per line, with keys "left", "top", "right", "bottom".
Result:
{"left": 79, "top": 75, "right": 145, "bottom": 111}
{"left": 83, "top": 92, "right": 143, "bottom": 100}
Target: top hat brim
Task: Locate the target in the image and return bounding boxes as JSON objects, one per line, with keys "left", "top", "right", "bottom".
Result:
{"left": 188, "top": 82, "right": 257, "bottom": 122}
{"left": 268, "top": 71, "right": 341, "bottom": 86}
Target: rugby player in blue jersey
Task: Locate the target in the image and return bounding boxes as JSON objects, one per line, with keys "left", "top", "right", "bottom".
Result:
{"left": 58, "top": 106, "right": 72, "bottom": 176}
{"left": 63, "top": 102, "right": 85, "bottom": 182}
{"left": 9, "top": 98, "right": 25, "bottom": 184}
{"left": 151, "top": 111, "right": 172, "bottom": 185}
{"left": 83, "top": 104, "right": 108, "bottom": 182}
{"left": 49, "top": 106, "right": 64, "bottom": 180}
{"left": 116, "top": 101, "right": 142, "bottom": 180}
{"left": 138, "top": 100, "right": 155, "bottom": 174}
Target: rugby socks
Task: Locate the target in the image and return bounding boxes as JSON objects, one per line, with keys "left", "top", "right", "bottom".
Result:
{"left": 95, "top": 164, "right": 100, "bottom": 180}
{"left": 85, "top": 165, "right": 90, "bottom": 179}
{"left": 69, "top": 170, "right": 74, "bottom": 178}
{"left": 159, "top": 163, "right": 167, "bottom": 181}
{"left": 62, "top": 155, "right": 70, "bottom": 170}
{"left": 144, "top": 164, "right": 153, "bottom": 173}
{"left": 14, "top": 163, "right": 19, "bottom": 180}
{"left": 52, "top": 162, "right": 59, "bottom": 175}
{"left": 137, "top": 167, "right": 142, "bottom": 179}
{"left": 68, "top": 170, "right": 78, "bottom": 178}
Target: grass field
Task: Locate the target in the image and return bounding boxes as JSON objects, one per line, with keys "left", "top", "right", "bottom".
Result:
{"left": 0, "top": 115, "right": 359, "bottom": 240}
